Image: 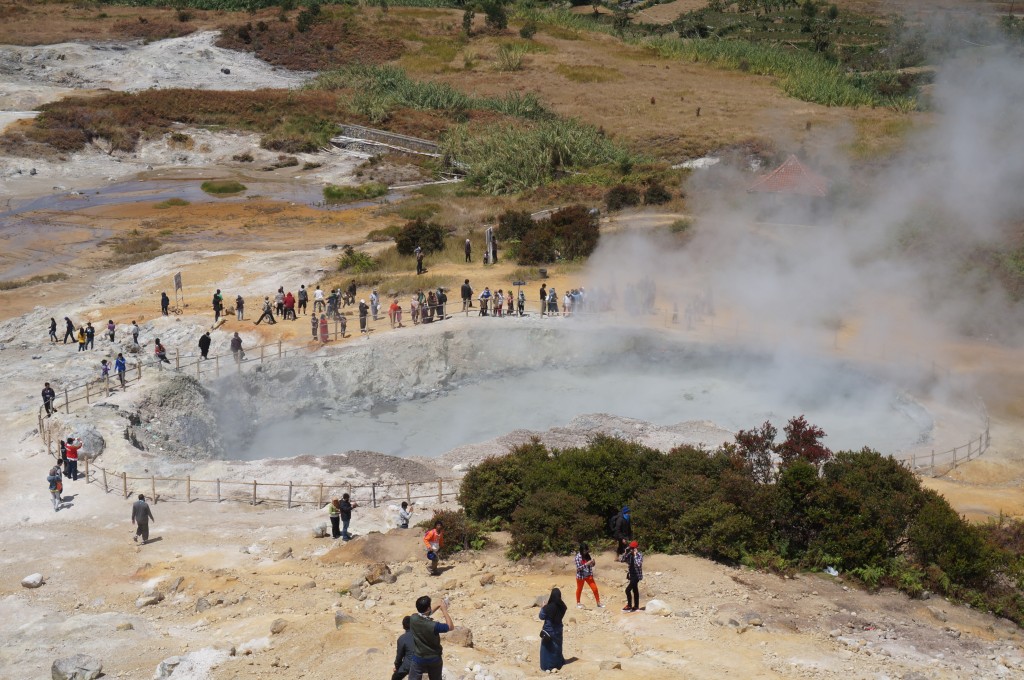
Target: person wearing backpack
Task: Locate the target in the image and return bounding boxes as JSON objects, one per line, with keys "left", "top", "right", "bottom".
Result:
{"left": 48, "top": 465, "right": 63, "bottom": 512}
{"left": 612, "top": 506, "right": 633, "bottom": 556}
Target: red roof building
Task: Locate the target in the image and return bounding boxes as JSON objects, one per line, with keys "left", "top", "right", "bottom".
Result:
{"left": 747, "top": 154, "right": 830, "bottom": 197}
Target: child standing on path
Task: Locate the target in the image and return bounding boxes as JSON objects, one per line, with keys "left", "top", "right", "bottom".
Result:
{"left": 574, "top": 542, "right": 603, "bottom": 609}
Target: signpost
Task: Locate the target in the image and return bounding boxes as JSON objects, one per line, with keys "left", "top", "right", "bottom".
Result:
{"left": 173, "top": 272, "right": 183, "bottom": 311}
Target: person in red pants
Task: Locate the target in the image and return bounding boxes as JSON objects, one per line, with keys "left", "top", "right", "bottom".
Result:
{"left": 574, "top": 542, "right": 604, "bottom": 609}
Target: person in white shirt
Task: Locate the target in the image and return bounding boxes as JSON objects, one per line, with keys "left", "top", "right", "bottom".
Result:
{"left": 313, "top": 286, "right": 325, "bottom": 313}
{"left": 398, "top": 501, "right": 414, "bottom": 529}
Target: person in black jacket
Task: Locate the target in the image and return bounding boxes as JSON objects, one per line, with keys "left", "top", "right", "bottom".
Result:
{"left": 198, "top": 332, "right": 212, "bottom": 359}
{"left": 63, "top": 317, "right": 75, "bottom": 343}
{"left": 42, "top": 382, "right": 56, "bottom": 416}
{"left": 358, "top": 299, "right": 369, "bottom": 334}
{"left": 613, "top": 506, "right": 632, "bottom": 556}
{"left": 392, "top": 616, "right": 414, "bottom": 680}
{"left": 161, "top": 292, "right": 170, "bottom": 316}
{"left": 49, "top": 317, "right": 58, "bottom": 343}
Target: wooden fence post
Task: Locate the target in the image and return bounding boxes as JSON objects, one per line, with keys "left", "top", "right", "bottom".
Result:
{"left": 186, "top": 475, "right": 191, "bottom": 503}
{"left": 175, "top": 350, "right": 180, "bottom": 370}
{"left": 217, "top": 479, "right": 221, "bottom": 503}
{"left": 137, "top": 362, "right": 142, "bottom": 381}
{"left": 318, "top": 483, "right": 324, "bottom": 509}
{"left": 371, "top": 482, "right": 376, "bottom": 508}
{"left": 122, "top": 472, "right": 128, "bottom": 499}
{"left": 84, "top": 456, "right": 89, "bottom": 482}
{"left": 102, "top": 467, "right": 108, "bottom": 492}
{"left": 931, "top": 449, "right": 935, "bottom": 472}
{"left": 278, "top": 339, "right": 282, "bottom": 358}
{"left": 252, "top": 480, "right": 257, "bottom": 506}
{"left": 406, "top": 482, "right": 411, "bottom": 504}
{"left": 151, "top": 475, "right": 156, "bottom": 504}
{"left": 64, "top": 387, "right": 70, "bottom": 414}
{"left": 86, "top": 382, "right": 90, "bottom": 404}
{"left": 287, "top": 481, "right": 293, "bottom": 509}
{"left": 437, "top": 478, "right": 442, "bottom": 503}
{"left": 215, "top": 355, "right": 220, "bottom": 378}
{"left": 260, "top": 345, "right": 265, "bottom": 364}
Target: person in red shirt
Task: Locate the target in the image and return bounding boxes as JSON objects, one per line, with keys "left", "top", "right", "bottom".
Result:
{"left": 389, "top": 299, "right": 404, "bottom": 329}
{"left": 423, "top": 521, "right": 443, "bottom": 575}
{"left": 64, "top": 437, "right": 82, "bottom": 481}
{"left": 284, "top": 292, "right": 296, "bottom": 321}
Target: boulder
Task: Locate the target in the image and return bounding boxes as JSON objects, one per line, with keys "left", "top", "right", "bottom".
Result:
{"left": 443, "top": 627, "right": 473, "bottom": 648}
{"left": 153, "top": 656, "right": 181, "bottom": 679}
{"left": 72, "top": 424, "right": 105, "bottom": 460}
{"left": 136, "top": 592, "right": 164, "bottom": 608}
{"left": 645, "top": 600, "right": 673, "bottom": 616}
{"left": 335, "top": 611, "right": 356, "bottom": 628}
{"left": 21, "top": 573, "right": 44, "bottom": 588}
{"left": 364, "top": 563, "right": 391, "bottom": 585}
{"left": 479, "top": 573, "right": 495, "bottom": 586}
{"left": 926, "top": 606, "right": 947, "bottom": 623}
{"left": 599, "top": 660, "right": 622, "bottom": 671}
{"left": 313, "top": 523, "right": 330, "bottom": 538}
{"left": 51, "top": 654, "right": 102, "bottom": 680}
{"left": 274, "top": 547, "right": 293, "bottom": 561}
{"left": 270, "top": 618, "right": 287, "bottom": 635}
{"left": 195, "top": 597, "right": 212, "bottom": 613}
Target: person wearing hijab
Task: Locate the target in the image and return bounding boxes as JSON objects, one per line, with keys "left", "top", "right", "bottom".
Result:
{"left": 538, "top": 587, "right": 567, "bottom": 671}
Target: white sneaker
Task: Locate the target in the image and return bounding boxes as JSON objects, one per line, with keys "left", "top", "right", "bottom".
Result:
{"left": 597, "top": 603, "right": 606, "bottom": 608}
{"left": 576, "top": 603, "right": 584, "bottom": 609}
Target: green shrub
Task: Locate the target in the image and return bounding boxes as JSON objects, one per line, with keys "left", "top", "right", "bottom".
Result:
{"left": 496, "top": 209, "right": 534, "bottom": 242}
{"left": 605, "top": 184, "right": 640, "bottom": 211}
{"left": 495, "top": 44, "right": 526, "bottom": 71}
{"left": 910, "top": 490, "right": 994, "bottom": 590}
{"left": 367, "top": 224, "right": 403, "bottom": 242}
{"left": 509, "top": 490, "right": 603, "bottom": 558}
{"left": 519, "top": 21, "right": 537, "bottom": 39}
{"left": 458, "top": 440, "right": 550, "bottom": 523}
{"left": 338, "top": 245, "right": 378, "bottom": 273}
{"left": 482, "top": 0, "right": 508, "bottom": 30}
{"left": 668, "top": 218, "right": 692, "bottom": 234}
{"left": 394, "top": 217, "right": 446, "bottom": 256}
{"left": 423, "top": 509, "right": 487, "bottom": 558}
{"left": 644, "top": 181, "right": 672, "bottom": 205}
{"left": 323, "top": 182, "right": 388, "bottom": 203}
{"left": 549, "top": 204, "right": 599, "bottom": 260}
{"left": 201, "top": 180, "right": 246, "bottom": 195}
{"left": 154, "top": 197, "right": 190, "bottom": 209}
{"left": 516, "top": 224, "right": 558, "bottom": 265}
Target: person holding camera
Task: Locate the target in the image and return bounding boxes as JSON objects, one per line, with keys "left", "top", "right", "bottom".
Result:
{"left": 538, "top": 587, "right": 567, "bottom": 671}
{"left": 408, "top": 595, "right": 455, "bottom": 680}
{"left": 574, "top": 542, "right": 604, "bottom": 609}
{"left": 620, "top": 540, "right": 644, "bottom": 612}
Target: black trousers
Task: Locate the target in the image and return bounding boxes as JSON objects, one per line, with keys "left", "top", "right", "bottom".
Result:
{"left": 256, "top": 311, "right": 276, "bottom": 325}
{"left": 330, "top": 516, "right": 341, "bottom": 539}
{"left": 626, "top": 578, "right": 640, "bottom": 608}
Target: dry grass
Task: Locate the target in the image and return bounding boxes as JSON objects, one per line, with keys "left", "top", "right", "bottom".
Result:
{"left": 555, "top": 64, "right": 621, "bottom": 83}
{"left": 0, "top": 272, "right": 69, "bottom": 290}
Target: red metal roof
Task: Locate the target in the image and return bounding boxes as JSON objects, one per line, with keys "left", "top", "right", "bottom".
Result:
{"left": 748, "top": 154, "right": 830, "bottom": 197}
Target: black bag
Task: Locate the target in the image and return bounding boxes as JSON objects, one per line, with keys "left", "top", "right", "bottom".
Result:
{"left": 539, "top": 629, "right": 551, "bottom": 642}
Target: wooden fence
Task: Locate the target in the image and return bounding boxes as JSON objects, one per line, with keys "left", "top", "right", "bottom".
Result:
{"left": 69, "top": 456, "right": 460, "bottom": 508}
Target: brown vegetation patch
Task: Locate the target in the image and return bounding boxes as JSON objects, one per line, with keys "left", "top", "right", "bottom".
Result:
{"left": 112, "top": 17, "right": 195, "bottom": 41}
{"left": 216, "top": 15, "right": 404, "bottom": 71}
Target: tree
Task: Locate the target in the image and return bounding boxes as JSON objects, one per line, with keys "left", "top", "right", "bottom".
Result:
{"left": 482, "top": 0, "right": 508, "bottom": 30}
{"left": 549, "top": 204, "right": 599, "bottom": 260}
{"left": 777, "top": 415, "right": 832, "bottom": 469}
{"left": 732, "top": 421, "right": 777, "bottom": 484}
{"left": 394, "top": 218, "right": 445, "bottom": 256}
{"left": 496, "top": 209, "right": 534, "bottom": 241}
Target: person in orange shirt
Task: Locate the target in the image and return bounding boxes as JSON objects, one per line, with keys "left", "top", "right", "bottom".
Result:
{"left": 423, "top": 521, "right": 443, "bottom": 576}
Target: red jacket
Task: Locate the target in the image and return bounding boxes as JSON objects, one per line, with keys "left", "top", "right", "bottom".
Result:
{"left": 65, "top": 443, "right": 80, "bottom": 460}
{"left": 284, "top": 293, "right": 295, "bottom": 309}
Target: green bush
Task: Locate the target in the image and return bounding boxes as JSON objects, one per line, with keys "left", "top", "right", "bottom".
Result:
{"left": 516, "top": 224, "right": 558, "bottom": 265}
{"left": 605, "top": 184, "right": 640, "bottom": 211}
{"left": 338, "top": 245, "right": 378, "bottom": 273}
{"left": 910, "top": 490, "right": 994, "bottom": 590}
{"left": 644, "top": 181, "right": 672, "bottom": 205}
{"left": 423, "top": 509, "right": 487, "bottom": 558}
{"left": 496, "top": 209, "right": 535, "bottom": 241}
{"left": 458, "top": 440, "right": 550, "bottom": 523}
{"left": 519, "top": 21, "right": 537, "bottom": 39}
{"left": 323, "top": 182, "right": 388, "bottom": 203}
{"left": 395, "top": 217, "right": 446, "bottom": 256}
{"left": 509, "top": 490, "right": 603, "bottom": 558}
{"left": 482, "top": 0, "right": 508, "bottom": 30}
{"left": 201, "top": 180, "right": 246, "bottom": 195}
{"left": 549, "top": 204, "right": 599, "bottom": 260}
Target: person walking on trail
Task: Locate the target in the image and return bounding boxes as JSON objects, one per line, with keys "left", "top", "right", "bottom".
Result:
{"left": 106, "top": 319, "right": 116, "bottom": 342}
{"left": 547, "top": 287, "right": 559, "bottom": 316}
{"left": 161, "top": 291, "right": 170, "bottom": 316}
{"left": 212, "top": 289, "right": 224, "bottom": 322}
{"left": 64, "top": 436, "right": 82, "bottom": 481}
{"left": 392, "top": 615, "right": 414, "bottom": 680}
{"left": 198, "top": 332, "right": 212, "bottom": 360}
{"left": 478, "top": 287, "right": 491, "bottom": 317}
{"left": 255, "top": 297, "right": 276, "bottom": 325}
{"left": 436, "top": 287, "right": 447, "bottom": 320}
{"left": 620, "top": 540, "right": 644, "bottom": 612}
{"left": 48, "top": 465, "right": 63, "bottom": 512}
{"left": 297, "top": 285, "right": 308, "bottom": 316}
{"left": 132, "top": 493, "right": 155, "bottom": 544}
{"left": 63, "top": 317, "right": 76, "bottom": 344}
{"left": 464, "top": 238, "right": 471, "bottom": 263}
{"left": 414, "top": 246, "right": 423, "bottom": 275}
{"left": 311, "top": 313, "right": 319, "bottom": 341}
{"left": 574, "top": 542, "right": 604, "bottom": 609}
{"left": 613, "top": 505, "right": 633, "bottom": 556}
{"left": 423, "top": 521, "right": 443, "bottom": 575}
{"left": 275, "top": 288, "right": 285, "bottom": 317}
{"left": 154, "top": 339, "right": 170, "bottom": 364}
{"left": 49, "top": 317, "right": 58, "bottom": 343}
{"left": 235, "top": 295, "right": 245, "bottom": 321}
{"left": 77, "top": 326, "right": 86, "bottom": 352}
{"left": 100, "top": 359, "right": 110, "bottom": 381}
{"left": 358, "top": 299, "right": 369, "bottom": 335}
{"left": 115, "top": 353, "right": 127, "bottom": 389}
{"left": 339, "top": 493, "right": 357, "bottom": 540}
{"left": 461, "top": 279, "right": 473, "bottom": 312}
{"left": 539, "top": 284, "right": 547, "bottom": 317}
{"left": 398, "top": 501, "right": 414, "bottom": 529}
{"left": 313, "top": 285, "right": 325, "bottom": 313}
{"left": 328, "top": 498, "right": 342, "bottom": 539}
{"left": 371, "top": 289, "right": 381, "bottom": 321}
{"left": 85, "top": 322, "right": 95, "bottom": 350}
{"left": 230, "top": 332, "right": 244, "bottom": 363}
{"left": 319, "top": 314, "right": 329, "bottom": 343}
{"left": 130, "top": 320, "right": 140, "bottom": 344}
{"left": 517, "top": 289, "right": 525, "bottom": 316}
{"left": 284, "top": 291, "right": 296, "bottom": 320}
{"left": 42, "top": 382, "right": 56, "bottom": 416}
{"left": 539, "top": 587, "right": 567, "bottom": 671}
{"left": 409, "top": 595, "right": 455, "bottom": 680}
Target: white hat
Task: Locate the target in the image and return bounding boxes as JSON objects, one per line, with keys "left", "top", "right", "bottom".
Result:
{"left": 360, "top": 299, "right": 366, "bottom": 303}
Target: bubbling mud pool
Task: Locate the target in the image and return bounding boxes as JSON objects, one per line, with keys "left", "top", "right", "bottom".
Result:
{"left": 225, "top": 337, "right": 936, "bottom": 461}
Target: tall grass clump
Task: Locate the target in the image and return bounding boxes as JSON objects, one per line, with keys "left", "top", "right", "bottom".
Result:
{"left": 642, "top": 36, "right": 917, "bottom": 110}
{"left": 495, "top": 44, "right": 528, "bottom": 72}
{"left": 442, "top": 119, "right": 630, "bottom": 194}
{"left": 323, "top": 181, "right": 388, "bottom": 203}
{"left": 201, "top": 180, "right": 246, "bottom": 195}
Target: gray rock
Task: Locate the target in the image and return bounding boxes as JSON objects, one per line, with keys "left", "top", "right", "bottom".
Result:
{"left": 168, "top": 577, "right": 184, "bottom": 594}
{"left": 72, "top": 424, "right": 105, "bottom": 460}
{"left": 599, "top": 660, "right": 622, "bottom": 670}
{"left": 927, "top": 606, "right": 948, "bottom": 623}
{"left": 21, "top": 573, "right": 44, "bottom": 588}
{"left": 270, "top": 618, "right": 287, "bottom": 635}
{"left": 275, "top": 547, "right": 292, "bottom": 561}
{"left": 364, "top": 563, "right": 391, "bottom": 585}
{"left": 116, "top": 622, "right": 134, "bottom": 631}
{"left": 51, "top": 654, "right": 102, "bottom": 680}
{"left": 313, "top": 523, "right": 329, "bottom": 538}
{"left": 154, "top": 655, "right": 181, "bottom": 679}
{"left": 135, "top": 591, "right": 164, "bottom": 608}
{"left": 300, "top": 580, "right": 317, "bottom": 589}
{"left": 335, "top": 611, "right": 356, "bottom": 628}
{"left": 195, "top": 597, "right": 212, "bottom": 612}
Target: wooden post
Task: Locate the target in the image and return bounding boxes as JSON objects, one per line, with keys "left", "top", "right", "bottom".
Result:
{"left": 105, "top": 375, "right": 110, "bottom": 397}
{"left": 406, "top": 482, "right": 411, "bottom": 504}
{"left": 278, "top": 339, "right": 282, "bottom": 358}
{"left": 931, "top": 449, "right": 935, "bottom": 472}
{"left": 371, "top": 482, "right": 376, "bottom": 508}
{"left": 64, "top": 387, "right": 70, "bottom": 414}
{"left": 217, "top": 479, "right": 221, "bottom": 503}
{"left": 287, "top": 481, "right": 293, "bottom": 509}
{"left": 122, "top": 471, "right": 128, "bottom": 499}
{"left": 86, "top": 382, "right": 91, "bottom": 404}
{"left": 215, "top": 355, "right": 220, "bottom": 378}
{"left": 186, "top": 475, "right": 191, "bottom": 503}
{"left": 318, "top": 483, "right": 324, "bottom": 509}
{"left": 260, "top": 345, "right": 265, "bottom": 364}
{"left": 252, "top": 479, "right": 257, "bottom": 506}
{"left": 102, "top": 467, "right": 108, "bottom": 492}
{"left": 137, "top": 362, "right": 142, "bottom": 381}
{"left": 437, "top": 478, "right": 443, "bottom": 503}
{"left": 196, "top": 358, "right": 201, "bottom": 379}
{"left": 175, "top": 350, "right": 180, "bottom": 370}
{"left": 151, "top": 475, "right": 156, "bottom": 503}
{"left": 911, "top": 451, "right": 916, "bottom": 470}
{"left": 953, "top": 446, "right": 957, "bottom": 469}
{"left": 84, "top": 456, "right": 89, "bottom": 482}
